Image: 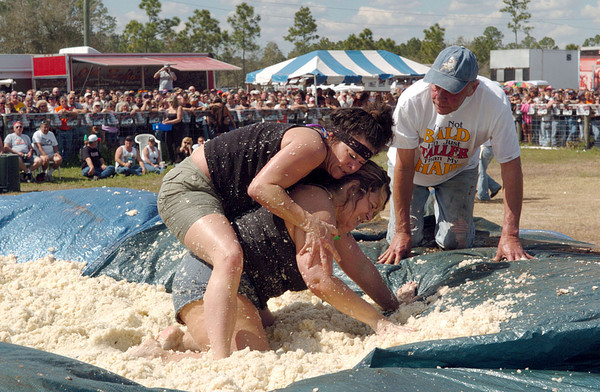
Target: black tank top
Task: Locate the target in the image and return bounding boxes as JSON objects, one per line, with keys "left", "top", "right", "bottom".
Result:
{"left": 204, "top": 122, "right": 297, "bottom": 220}
{"left": 234, "top": 207, "right": 306, "bottom": 309}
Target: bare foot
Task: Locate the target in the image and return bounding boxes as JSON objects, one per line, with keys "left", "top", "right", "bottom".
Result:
{"left": 397, "top": 281, "right": 419, "bottom": 304}
{"left": 156, "top": 325, "right": 185, "bottom": 351}
{"left": 127, "top": 338, "right": 165, "bottom": 359}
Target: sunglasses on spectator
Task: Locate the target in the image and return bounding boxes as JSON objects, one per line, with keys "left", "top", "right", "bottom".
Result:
{"left": 14, "top": 125, "right": 22, "bottom": 128}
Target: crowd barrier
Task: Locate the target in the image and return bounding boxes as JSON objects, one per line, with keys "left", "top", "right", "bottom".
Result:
{"left": 1, "top": 104, "right": 598, "bottom": 163}
{"left": 514, "top": 103, "right": 599, "bottom": 147}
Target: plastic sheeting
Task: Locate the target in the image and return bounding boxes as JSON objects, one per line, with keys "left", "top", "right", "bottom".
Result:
{"left": 0, "top": 188, "right": 161, "bottom": 263}
{"left": 2, "top": 188, "right": 600, "bottom": 392}
{"left": 0, "top": 342, "right": 183, "bottom": 392}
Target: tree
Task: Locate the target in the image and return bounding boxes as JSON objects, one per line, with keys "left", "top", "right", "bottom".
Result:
{"left": 285, "top": 6, "right": 319, "bottom": 57}
{"left": 538, "top": 37, "right": 558, "bottom": 49}
{"left": 565, "top": 43, "right": 579, "bottom": 50}
{"left": 520, "top": 35, "right": 539, "bottom": 49}
{"left": 500, "top": 0, "right": 532, "bottom": 47}
{"left": 420, "top": 23, "right": 445, "bottom": 63}
{"left": 227, "top": 2, "right": 261, "bottom": 82}
{"left": 470, "top": 26, "right": 504, "bottom": 66}
{"left": 121, "top": 0, "right": 180, "bottom": 52}
{"left": 174, "top": 9, "right": 225, "bottom": 54}
{"left": 583, "top": 35, "right": 600, "bottom": 47}
{"left": 261, "top": 42, "right": 286, "bottom": 67}
{"left": 339, "top": 28, "right": 376, "bottom": 50}
{"left": 398, "top": 38, "right": 422, "bottom": 61}
{"left": 0, "top": 0, "right": 117, "bottom": 54}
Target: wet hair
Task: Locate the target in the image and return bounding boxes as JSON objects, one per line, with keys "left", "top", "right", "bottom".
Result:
{"left": 326, "top": 160, "right": 391, "bottom": 212}
{"left": 323, "top": 100, "right": 394, "bottom": 153}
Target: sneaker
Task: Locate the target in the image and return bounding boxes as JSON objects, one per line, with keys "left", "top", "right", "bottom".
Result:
{"left": 20, "top": 172, "right": 27, "bottom": 182}
{"left": 26, "top": 173, "right": 34, "bottom": 183}
{"left": 36, "top": 173, "right": 45, "bottom": 182}
{"left": 93, "top": 175, "right": 100, "bottom": 181}
{"left": 46, "top": 172, "right": 54, "bottom": 182}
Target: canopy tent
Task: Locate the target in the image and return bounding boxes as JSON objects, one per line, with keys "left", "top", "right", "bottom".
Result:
{"left": 246, "top": 50, "right": 430, "bottom": 86}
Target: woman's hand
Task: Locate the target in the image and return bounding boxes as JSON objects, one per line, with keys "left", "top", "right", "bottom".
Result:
{"left": 298, "top": 213, "right": 341, "bottom": 267}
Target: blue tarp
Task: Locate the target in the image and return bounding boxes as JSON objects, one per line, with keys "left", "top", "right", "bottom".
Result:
{"left": 2, "top": 188, "right": 600, "bottom": 392}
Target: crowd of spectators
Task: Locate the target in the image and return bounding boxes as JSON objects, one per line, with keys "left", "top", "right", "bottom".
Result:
{"left": 0, "top": 85, "right": 401, "bottom": 182}
{"left": 506, "top": 85, "right": 600, "bottom": 147}
{"left": 2, "top": 82, "right": 597, "bottom": 183}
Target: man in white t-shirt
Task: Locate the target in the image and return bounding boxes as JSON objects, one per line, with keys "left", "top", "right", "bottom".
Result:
{"left": 3, "top": 121, "right": 42, "bottom": 182}
{"left": 32, "top": 120, "right": 62, "bottom": 182}
{"left": 379, "top": 46, "right": 532, "bottom": 264}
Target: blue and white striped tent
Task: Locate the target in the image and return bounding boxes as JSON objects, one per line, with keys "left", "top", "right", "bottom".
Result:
{"left": 245, "top": 50, "right": 430, "bottom": 85}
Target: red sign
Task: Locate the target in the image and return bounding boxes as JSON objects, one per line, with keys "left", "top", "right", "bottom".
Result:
{"left": 33, "top": 56, "right": 67, "bottom": 77}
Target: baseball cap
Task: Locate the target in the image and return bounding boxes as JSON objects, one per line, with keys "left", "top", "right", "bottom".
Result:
{"left": 423, "top": 46, "right": 479, "bottom": 94}
{"left": 88, "top": 134, "right": 99, "bottom": 142}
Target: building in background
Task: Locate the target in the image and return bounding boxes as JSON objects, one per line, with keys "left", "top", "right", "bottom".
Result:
{"left": 490, "top": 49, "right": 579, "bottom": 90}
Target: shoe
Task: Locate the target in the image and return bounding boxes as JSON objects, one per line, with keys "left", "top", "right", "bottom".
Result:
{"left": 20, "top": 172, "right": 27, "bottom": 182}
{"left": 46, "top": 172, "right": 54, "bottom": 182}
{"left": 36, "top": 173, "right": 45, "bottom": 182}
{"left": 26, "top": 173, "right": 34, "bottom": 183}
{"left": 93, "top": 175, "right": 100, "bottom": 181}
{"left": 490, "top": 187, "right": 502, "bottom": 199}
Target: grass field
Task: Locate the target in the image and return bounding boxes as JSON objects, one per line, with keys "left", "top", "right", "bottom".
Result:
{"left": 5, "top": 146, "right": 600, "bottom": 246}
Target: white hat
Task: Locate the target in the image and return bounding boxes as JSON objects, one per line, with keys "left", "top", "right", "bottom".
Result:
{"left": 88, "top": 134, "right": 99, "bottom": 142}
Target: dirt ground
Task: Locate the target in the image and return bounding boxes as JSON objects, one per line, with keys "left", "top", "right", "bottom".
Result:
{"left": 381, "top": 149, "right": 600, "bottom": 247}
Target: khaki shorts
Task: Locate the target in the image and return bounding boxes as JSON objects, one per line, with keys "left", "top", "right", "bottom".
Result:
{"left": 157, "top": 157, "right": 224, "bottom": 244}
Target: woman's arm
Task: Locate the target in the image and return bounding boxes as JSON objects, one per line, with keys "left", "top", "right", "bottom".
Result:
{"left": 289, "top": 187, "right": 408, "bottom": 333}
{"left": 335, "top": 233, "right": 399, "bottom": 312}
{"left": 248, "top": 127, "right": 340, "bottom": 263}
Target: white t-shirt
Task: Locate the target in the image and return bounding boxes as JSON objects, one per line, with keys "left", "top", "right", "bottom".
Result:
{"left": 4, "top": 132, "right": 32, "bottom": 155}
{"left": 143, "top": 145, "right": 160, "bottom": 164}
{"left": 116, "top": 145, "right": 139, "bottom": 168}
{"left": 388, "top": 76, "right": 520, "bottom": 187}
{"left": 32, "top": 130, "right": 58, "bottom": 156}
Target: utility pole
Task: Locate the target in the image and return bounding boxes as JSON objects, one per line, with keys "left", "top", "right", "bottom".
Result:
{"left": 83, "top": 0, "right": 90, "bottom": 46}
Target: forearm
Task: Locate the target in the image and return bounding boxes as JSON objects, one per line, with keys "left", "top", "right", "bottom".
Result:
{"left": 393, "top": 153, "right": 415, "bottom": 235}
{"left": 336, "top": 235, "right": 399, "bottom": 311}
{"left": 253, "top": 183, "right": 312, "bottom": 229}
{"left": 500, "top": 158, "right": 524, "bottom": 237}
{"left": 310, "top": 274, "right": 386, "bottom": 331}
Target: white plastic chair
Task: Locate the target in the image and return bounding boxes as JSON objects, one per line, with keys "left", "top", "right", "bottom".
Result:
{"left": 134, "top": 134, "right": 162, "bottom": 162}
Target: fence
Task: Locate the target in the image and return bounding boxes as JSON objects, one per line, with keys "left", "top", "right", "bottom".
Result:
{"left": 0, "top": 108, "right": 335, "bottom": 163}
{"left": 1, "top": 104, "right": 598, "bottom": 163}
{"left": 514, "top": 103, "right": 599, "bottom": 148}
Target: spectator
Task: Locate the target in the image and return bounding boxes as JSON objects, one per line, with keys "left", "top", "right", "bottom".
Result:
{"left": 161, "top": 96, "right": 184, "bottom": 164}
{"left": 31, "top": 120, "right": 62, "bottom": 182}
{"left": 81, "top": 134, "right": 115, "bottom": 179}
{"left": 142, "top": 136, "right": 164, "bottom": 174}
{"left": 115, "top": 135, "right": 145, "bottom": 176}
{"left": 174, "top": 136, "right": 192, "bottom": 164}
{"left": 9, "top": 91, "right": 24, "bottom": 112}
{"left": 191, "top": 136, "right": 205, "bottom": 150}
{"left": 154, "top": 64, "right": 177, "bottom": 92}
{"left": 476, "top": 141, "right": 502, "bottom": 201}
{"left": 3, "top": 121, "right": 42, "bottom": 182}
{"left": 101, "top": 101, "right": 119, "bottom": 149}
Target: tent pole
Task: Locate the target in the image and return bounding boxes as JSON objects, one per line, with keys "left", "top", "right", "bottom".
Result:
{"left": 141, "top": 67, "right": 145, "bottom": 90}
{"left": 314, "top": 75, "right": 317, "bottom": 106}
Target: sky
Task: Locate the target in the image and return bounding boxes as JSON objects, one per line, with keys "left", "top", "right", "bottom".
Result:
{"left": 101, "top": 0, "right": 600, "bottom": 55}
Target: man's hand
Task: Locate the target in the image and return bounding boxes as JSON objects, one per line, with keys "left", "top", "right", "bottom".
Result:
{"left": 494, "top": 234, "right": 533, "bottom": 261}
{"left": 378, "top": 232, "right": 412, "bottom": 265}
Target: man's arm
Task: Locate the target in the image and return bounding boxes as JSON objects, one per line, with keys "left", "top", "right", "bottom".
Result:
{"left": 495, "top": 157, "right": 533, "bottom": 261}
{"left": 378, "top": 148, "right": 416, "bottom": 265}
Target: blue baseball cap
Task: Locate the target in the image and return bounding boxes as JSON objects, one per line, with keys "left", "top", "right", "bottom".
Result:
{"left": 424, "top": 46, "right": 479, "bottom": 94}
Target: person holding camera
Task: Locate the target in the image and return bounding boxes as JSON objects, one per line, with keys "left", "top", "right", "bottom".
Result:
{"left": 154, "top": 65, "right": 177, "bottom": 93}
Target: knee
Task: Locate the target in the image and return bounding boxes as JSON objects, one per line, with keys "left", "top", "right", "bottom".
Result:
{"left": 436, "top": 220, "right": 474, "bottom": 250}
{"left": 214, "top": 248, "right": 244, "bottom": 276}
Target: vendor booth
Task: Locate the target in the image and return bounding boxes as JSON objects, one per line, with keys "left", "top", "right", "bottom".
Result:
{"left": 32, "top": 51, "right": 240, "bottom": 93}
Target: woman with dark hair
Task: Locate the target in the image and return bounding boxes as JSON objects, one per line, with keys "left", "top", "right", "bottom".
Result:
{"left": 157, "top": 101, "right": 394, "bottom": 359}
{"left": 161, "top": 96, "right": 183, "bottom": 164}
{"left": 137, "top": 161, "right": 415, "bottom": 360}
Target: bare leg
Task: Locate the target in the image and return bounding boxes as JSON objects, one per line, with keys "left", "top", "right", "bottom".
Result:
{"left": 183, "top": 214, "right": 244, "bottom": 359}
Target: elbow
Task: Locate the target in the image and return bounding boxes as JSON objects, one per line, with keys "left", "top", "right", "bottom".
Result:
{"left": 247, "top": 179, "right": 264, "bottom": 202}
